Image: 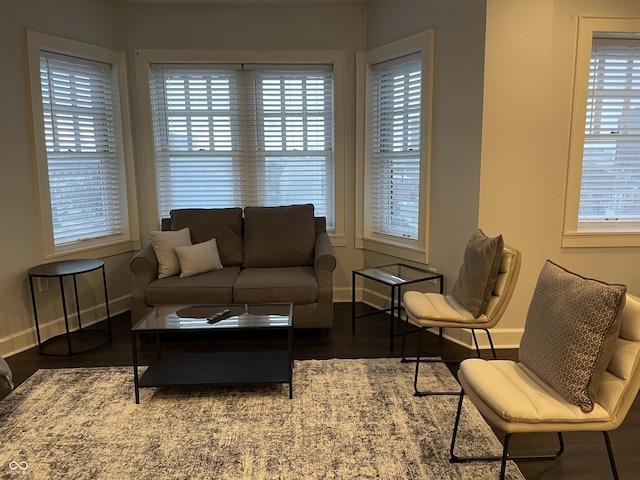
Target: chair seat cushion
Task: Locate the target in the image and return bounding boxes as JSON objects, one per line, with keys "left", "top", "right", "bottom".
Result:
{"left": 458, "top": 359, "right": 611, "bottom": 424}
{"left": 403, "top": 291, "right": 477, "bottom": 327}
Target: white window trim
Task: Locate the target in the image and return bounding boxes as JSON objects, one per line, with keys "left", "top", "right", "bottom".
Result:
{"left": 135, "top": 48, "right": 346, "bottom": 247}
{"left": 563, "top": 16, "right": 640, "bottom": 248}
{"left": 26, "top": 30, "right": 139, "bottom": 259}
{"left": 355, "top": 31, "right": 434, "bottom": 263}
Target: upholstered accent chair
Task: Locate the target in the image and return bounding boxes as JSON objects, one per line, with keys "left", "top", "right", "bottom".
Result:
{"left": 401, "top": 231, "right": 521, "bottom": 396}
{"left": 450, "top": 262, "right": 640, "bottom": 480}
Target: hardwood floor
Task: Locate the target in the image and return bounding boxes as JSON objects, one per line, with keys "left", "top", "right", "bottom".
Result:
{"left": 4, "top": 302, "right": 640, "bottom": 479}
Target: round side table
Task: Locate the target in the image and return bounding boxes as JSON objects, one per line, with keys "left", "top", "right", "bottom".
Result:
{"left": 28, "top": 259, "right": 112, "bottom": 356}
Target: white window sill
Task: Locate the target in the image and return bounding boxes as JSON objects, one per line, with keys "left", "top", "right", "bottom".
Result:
{"left": 562, "top": 230, "right": 640, "bottom": 248}
{"left": 359, "top": 236, "right": 428, "bottom": 263}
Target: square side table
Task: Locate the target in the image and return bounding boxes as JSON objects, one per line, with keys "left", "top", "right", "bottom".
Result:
{"left": 352, "top": 263, "right": 444, "bottom": 350}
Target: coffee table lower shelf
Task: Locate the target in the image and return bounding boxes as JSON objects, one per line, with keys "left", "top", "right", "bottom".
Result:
{"left": 135, "top": 351, "right": 293, "bottom": 400}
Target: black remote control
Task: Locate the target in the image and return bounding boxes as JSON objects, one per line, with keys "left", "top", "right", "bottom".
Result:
{"left": 207, "top": 308, "right": 231, "bottom": 323}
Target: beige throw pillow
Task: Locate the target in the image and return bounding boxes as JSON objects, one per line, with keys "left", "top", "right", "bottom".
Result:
{"left": 175, "top": 238, "right": 224, "bottom": 278}
{"left": 450, "top": 229, "right": 504, "bottom": 318}
{"left": 150, "top": 228, "right": 192, "bottom": 279}
{"left": 519, "top": 260, "right": 626, "bottom": 412}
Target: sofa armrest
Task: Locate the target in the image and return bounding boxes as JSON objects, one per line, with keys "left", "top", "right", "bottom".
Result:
{"left": 129, "top": 243, "right": 158, "bottom": 324}
{"left": 314, "top": 231, "right": 336, "bottom": 272}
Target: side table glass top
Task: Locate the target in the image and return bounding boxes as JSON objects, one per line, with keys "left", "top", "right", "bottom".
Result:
{"left": 354, "top": 263, "right": 441, "bottom": 286}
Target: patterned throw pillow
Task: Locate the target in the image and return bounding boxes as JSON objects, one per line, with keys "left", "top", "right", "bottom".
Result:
{"left": 450, "top": 230, "right": 504, "bottom": 318}
{"left": 519, "top": 260, "right": 626, "bottom": 412}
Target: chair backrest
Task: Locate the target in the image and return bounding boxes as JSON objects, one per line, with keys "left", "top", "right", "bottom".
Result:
{"left": 481, "top": 244, "right": 521, "bottom": 327}
{"left": 595, "top": 293, "right": 640, "bottom": 427}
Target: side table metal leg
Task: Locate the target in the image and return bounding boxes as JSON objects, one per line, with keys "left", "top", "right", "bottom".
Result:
{"left": 72, "top": 274, "right": 82, "bottom": 331}
{"left": 59, "top": 276, "right": 73, "bottom": 356}
{"left": 288, "top": 324, "right": 293, "bottom": 399}
{"left": 352, "top": 271, "right": 356, "bottom": 332}
{"left": 389, "top": 285, "right": 396, "bottom": 350}
{"left": 28, "top": 276, "right": 42, "bottom": 347}
{"left": 101, "top": 265, "right": 112, "bottom": 338}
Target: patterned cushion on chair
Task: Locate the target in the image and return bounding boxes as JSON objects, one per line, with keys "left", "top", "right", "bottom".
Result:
{"left": 519, "top": 260, "right": 626, "bottom": 412}
{"left": 451, "top": 230, "right": 504, "bottom": 318}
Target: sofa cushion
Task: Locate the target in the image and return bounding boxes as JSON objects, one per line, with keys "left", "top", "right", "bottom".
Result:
{"left": 175, "top": 238, "right": 223, "bottom": 278}
{"left": 170, "top": 208, "right": 244, "bottom": 267}
{"left": 519, "top": 260, "right": 626, "bottom": 412}
{"left": 451, "top": 229, "right": 504, "bottom": 318}
{"left": 146, "top": 266, "right": 240, "bottom": 305}
{"left": 233, "top": 266, "right": 317, "bottom": 304}
{"left": 243, "top": 204, "right": 316, "bottom": 268}
{"left": 149, "top": 228, "right": 192, "bottom": 279}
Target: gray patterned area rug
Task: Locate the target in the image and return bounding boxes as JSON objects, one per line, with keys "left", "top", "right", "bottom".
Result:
{"left": 0, "top": 359, "right": 524, "bottom": 479}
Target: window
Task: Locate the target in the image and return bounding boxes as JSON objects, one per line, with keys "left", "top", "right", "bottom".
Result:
{"left": 356, "top": 31, "right": 433, "bottom": 262}
{"left": 564, "top": 18, "right": 640, "bottom": 247}
{"left": 27, "top": 31, "right": 137, "bottom": 258}
{"left": 136, "top": 49, "right": 346, "bottom": 241}
{"left": 368, "top": 54, "right": 422, "bottom": 241}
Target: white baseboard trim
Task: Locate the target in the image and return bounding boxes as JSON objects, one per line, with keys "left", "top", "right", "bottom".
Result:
{"left": 429, "top": 327, "right": 523, "bottom": 351}
{"left": 1, "top": 295, "right": 130, "bottom": 358}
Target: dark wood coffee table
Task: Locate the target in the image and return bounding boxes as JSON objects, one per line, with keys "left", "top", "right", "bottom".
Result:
{"left": 131, "top": 303, "right": 293, "bottom": 403}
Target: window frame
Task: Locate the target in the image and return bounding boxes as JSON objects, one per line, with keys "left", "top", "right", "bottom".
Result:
{"left": 564, "top": 16, "right": 640, "bottom": 248}
{"left": 356, "top": 31, "right": 434, "bottom": 262}
{"left": 26, "top": 30, "right": 139, "bottom": 259}
{"left": 135, "top": 48, "right": 346, "bottom": 246}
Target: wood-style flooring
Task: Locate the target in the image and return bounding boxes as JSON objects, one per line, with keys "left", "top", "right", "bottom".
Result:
{"left": 4, "top": 302, "right": 639, "bottom": 479}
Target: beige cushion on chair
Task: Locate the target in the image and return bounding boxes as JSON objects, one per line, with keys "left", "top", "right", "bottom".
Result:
{"left": 403, "top": 292, "right": 476, "bottom": 325}
{"left": 403, "top": 243, "right": 521, "bottom": 330}
{"left": 459, "top": 359, "right": 612, "bottom": 425}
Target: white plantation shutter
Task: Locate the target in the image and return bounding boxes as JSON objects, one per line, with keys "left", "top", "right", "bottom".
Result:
{"left": 581, "top": 41, "right": 640, "bottom": 225}
{"left": 40, "top": 52, "right": 125, "bottom": 245}
{"left": 149, "top": 64, "right": 335, "bottom": 230}
{"left": 367, "top": 54, "right": 422, "bottom": 241}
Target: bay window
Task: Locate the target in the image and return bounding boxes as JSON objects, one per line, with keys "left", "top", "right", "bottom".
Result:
{"left": 137, "top": 49, "right": 345, "bottom": 239}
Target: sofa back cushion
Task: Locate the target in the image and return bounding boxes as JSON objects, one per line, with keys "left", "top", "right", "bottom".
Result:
{"left": 243, "top": 204, "right": 316, "bottom": 268}
{"left": 170, "top": 208, "right": 244, "bottom": 266}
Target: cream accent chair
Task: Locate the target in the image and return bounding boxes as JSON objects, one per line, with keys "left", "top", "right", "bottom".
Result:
{"left": 401, "top": 244, "right": 521, "bottom": 396}
{"left": 450, "top": 292, "right": 640, "bottom": 480}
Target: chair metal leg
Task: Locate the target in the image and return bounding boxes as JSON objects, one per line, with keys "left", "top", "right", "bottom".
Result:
{"left": 484, "top": 329, "right": 498, "bottom": 359}
{"left": 471, "top": 328, "right": 498, "bottom": 359}
{"left": 602, "top": 431, "right": 620, "bottom": 480}
{"left": 412, "top": 327, "right": 460, "bottom": 396}
{"left": 450, "top": 388, "right": 565, "bottom": 478}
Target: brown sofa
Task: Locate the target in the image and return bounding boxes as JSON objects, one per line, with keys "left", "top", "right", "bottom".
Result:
{"left": 130, "top": 204, "right": 337, "bottom": 328}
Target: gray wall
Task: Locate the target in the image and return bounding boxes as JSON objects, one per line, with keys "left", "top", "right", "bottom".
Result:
{"left": 3, "top": 0, "right": 640, "bottom": 356}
